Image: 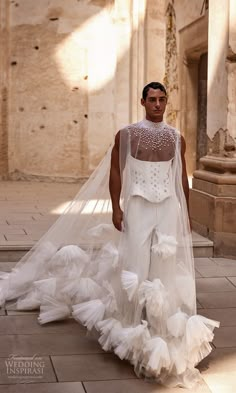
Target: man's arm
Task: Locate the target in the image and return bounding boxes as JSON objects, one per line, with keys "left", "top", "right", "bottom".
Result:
{"left": 180, "top": 135, "right": 191, "bottom": 223}
{"left": 109, "top": 131, "right": 123, "bottom": 231}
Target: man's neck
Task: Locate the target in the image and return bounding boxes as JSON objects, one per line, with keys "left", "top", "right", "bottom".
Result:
{"left": 145, "top": 116, "right": 164, "bottom": 123}
{"left": 142, "top": 118, "right": 164, "bottom": 126}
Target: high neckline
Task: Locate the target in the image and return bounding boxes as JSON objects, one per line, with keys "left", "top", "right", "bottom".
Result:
{"left": 141, "top": 118, "right": 165, "bottom": 129}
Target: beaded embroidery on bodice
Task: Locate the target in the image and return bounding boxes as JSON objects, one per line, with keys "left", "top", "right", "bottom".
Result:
{"left": 127, "top": 119, "right": 177, "bottom": 156}
{"left": 126, "top": 119, "right": 177, "bottom": 203}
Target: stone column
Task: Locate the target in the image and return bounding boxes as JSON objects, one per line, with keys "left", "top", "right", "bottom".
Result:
{"left": 190, "top": 0, "right": 236, "bottom": 258}
{"left": 130, "top": 0, "right": 166, "bottom": 124}
{"left": 0, "top": 0, "right": 9, "bottom": 179}
{"left": 130, "top": 0, "right": 146, "bottom": 123}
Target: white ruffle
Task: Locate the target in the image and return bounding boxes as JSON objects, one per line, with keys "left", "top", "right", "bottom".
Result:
{"left": 152, "top": 232, "right": 177, "bottom": 259}
{"left": 138, "top": 279, "right": 167, "bottom": 319}
{"left": 100, "top": 242, "right": 119, "bottom": 267}
{"left": 114, "top": 320, "right": 150, "bottom": 362}
{"left": 102, "top": 281, "right": 118, "bottom": 313}
{"left": 16, "top": 289, "right": 41, "bottom": 310}
{"left": 48, "top": 245, "right": 89, "bottom": 278}
{"left": 169, "top": 340, "right": 187, "bottom": 375}
{"left": 97, "top": 318, "right": 122, "bottom": 351}
{"left": 186, "top": 315, "right": 220, "bottom": 365}
{"left": 72, "top": 299, "right": 106, "bottom": 330}
{"left": 167, "top": 309, "right": 188, "bottom": 338}
{"left": 121, "top": 270, "right": 139, "bottom": 301}
{"left": 38, "top": 296, "right": 71, "bottom": 324}
{"left": 144, "top": 337, "right": 171, "bottom": 374}
{"left": 16, "top": 277, "right": 58, "bottom": 311}
{"left": 35, "top": 277, "right": 57, "bottom": 297}
{"left": 63, "top": 277, "right": 103, "bottom": 303}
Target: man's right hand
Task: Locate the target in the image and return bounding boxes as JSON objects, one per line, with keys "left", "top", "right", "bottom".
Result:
{"left": 112, "top": 208, "right": 123, "bottom": 231}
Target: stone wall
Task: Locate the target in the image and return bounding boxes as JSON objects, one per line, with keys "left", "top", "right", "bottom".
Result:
{"left": 7, "top": 0, "right": 117, "bottom": 181}
{"left": 0, "top": 1, "right": 9, "bottom": 179}
{"left": 0, "top": 0, "right": 166, "bottom": 182}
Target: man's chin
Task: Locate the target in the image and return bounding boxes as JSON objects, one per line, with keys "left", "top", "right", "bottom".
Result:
{"left": 149, "top": 114, "right": 163, "bottom": 122}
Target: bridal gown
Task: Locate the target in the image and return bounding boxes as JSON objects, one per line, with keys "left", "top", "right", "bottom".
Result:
{"left": 0, "top": 119, "right": 219, "bottom": 388}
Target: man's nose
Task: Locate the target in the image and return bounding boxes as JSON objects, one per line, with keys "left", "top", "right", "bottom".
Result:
{"left": 155, "top": 100, "right": 160, "bottom": 107}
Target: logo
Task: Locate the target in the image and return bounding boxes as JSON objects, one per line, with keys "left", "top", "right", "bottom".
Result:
{"left": 5, "top": 354, "right": 45, "bottom": 380}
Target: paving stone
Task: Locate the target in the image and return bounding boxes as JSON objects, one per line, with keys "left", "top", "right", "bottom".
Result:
{"left": 0, "top": 382, "right": 85, "bottom": 393}
{"left": 4, "top": 234, "right": 31, "bottom": 241}
{"left": 213, "top": 327, "right": 236, "bottom": 347}
{"left": 0, "top": 315, "right": 85, "bottom": 335}
{"left": 6, "top": 310, "right": 39, "bottom": 316}
{"left": 0, "top": 250, "right": 29, "bottom": 262}
{"left": 199, "top": 348, "right": 236, "bottom": 392}
{"left": 196, "top": 277, "right": 236, "bottom": 293}
{"left": 0, "top": 240, "right": 34, "bottom": 247}
{"left": 52, "top": 353, "right": 136, "bottom": 381}
{"left": 211, "top": 258, "right": 236, "bottom": 267}
{"left": 199, "top": 308, "right": 236, "bottom": 327}
{"left": 194, "top": 270, "right": 202, "bottom": 278}
{"left": 196, "top": 300, "right": 203, "bottom": 309}
{"left": 202, "top": 373, "right": 236, "bottom": 393}
{"left": 195, "top": 258, "right": 216, "bottom": 266}
{"left": 0, "top": 334, "right": 103, "bottom": 356}
{"left": 195, "top": 265, "right": 236, "bottom": 277}
{"left": 0, "top": 356, "right": 56, "bottom": 384}
{"left": 197, "top": 292, "right": 236, "bottom": 308}
{"left": 227, "top": 277, "right": 236, "bottom": 287}
{"left": 0, "top": 227, "right": 26, "bottom": 235}
{"left": 84, "top": 378, "right": 211, "bottom": 393}
{"left": 199, "top": 347, "right": 236, "bottom": 373}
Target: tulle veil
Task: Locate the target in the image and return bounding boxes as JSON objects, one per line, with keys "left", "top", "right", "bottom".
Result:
{"left": 0, "top": 119, "right": 219, "bottom": 388}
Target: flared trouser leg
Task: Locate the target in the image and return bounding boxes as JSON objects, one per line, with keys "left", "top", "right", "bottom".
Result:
{"left": 122, "top": 195, "right": 178, "bottom": 326}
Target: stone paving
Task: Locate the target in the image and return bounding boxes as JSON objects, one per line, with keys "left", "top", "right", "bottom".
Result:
{"left": 0, "top": 181, "right": 235, "bottom": 392}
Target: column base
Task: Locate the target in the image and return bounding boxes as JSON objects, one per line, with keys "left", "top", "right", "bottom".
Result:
{"left": 190, "top": 156, "right": 236, "bottom": 259}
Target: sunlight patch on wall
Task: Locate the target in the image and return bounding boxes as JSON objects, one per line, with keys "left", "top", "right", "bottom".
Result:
{"left": 54, "top": 9, "right": 117, "bottom": 92}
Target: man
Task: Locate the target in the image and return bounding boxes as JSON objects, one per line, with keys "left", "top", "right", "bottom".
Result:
{"left": 109, "top": 81, "right": 190, "bottom": 232}
{"left": 104, "top": 82, "right": 218, "bottom": 386}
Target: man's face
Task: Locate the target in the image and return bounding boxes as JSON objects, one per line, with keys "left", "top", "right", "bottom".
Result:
{"left": 141, "top": 88, "right": 167, "bottom": 122}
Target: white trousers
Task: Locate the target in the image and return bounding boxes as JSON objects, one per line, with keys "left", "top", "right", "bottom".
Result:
{"left": 124, "top": 194, "right": 178, "bottom": 285}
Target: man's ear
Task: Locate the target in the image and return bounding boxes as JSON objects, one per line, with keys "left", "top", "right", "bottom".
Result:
{"left": 141, "top": 98, "right": 145, "bottom": 107}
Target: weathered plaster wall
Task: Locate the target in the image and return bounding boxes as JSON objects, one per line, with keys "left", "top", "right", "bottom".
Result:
{"left": 145, "top": 0, "right": 166, "bottom": 83}
{"left": 164, "top": 2, "right": 178, "bottom": 127}
{"left": 174, "top": 0, "right": 205, "bottom": 32}
{"left": 0, "top": 1, "right": 9, "bottom": 180}
{"left": 8, "top": 0, "right": 116, "bottom": 180}
{"left": 226, "top": 0, "right": 236, "bottom": 150}
{"left": 0, "top": 0, "right": 167, "bottom": 181}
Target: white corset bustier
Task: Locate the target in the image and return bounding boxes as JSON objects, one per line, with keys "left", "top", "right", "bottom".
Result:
{"left": 128, "top": 155, "right": 173, "bottom": 203}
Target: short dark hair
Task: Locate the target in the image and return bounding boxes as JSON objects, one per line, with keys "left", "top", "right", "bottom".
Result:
{"left": 142, "top": 82, "right": 167, "bottom": 100}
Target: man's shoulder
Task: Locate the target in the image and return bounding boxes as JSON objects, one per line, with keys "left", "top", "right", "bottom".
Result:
{"left": 119, "top": 121, "right": 142, "bottom": 131}
{"left": 164, "top": 122, "right": 180, "bottom": 134}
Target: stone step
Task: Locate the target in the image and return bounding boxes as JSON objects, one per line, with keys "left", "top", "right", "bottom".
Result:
{"left": 0, "top": 232, "right": 213, "bottom": 262}
{"left": 192, "top": 231, "right": 214, "bottom": 258}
